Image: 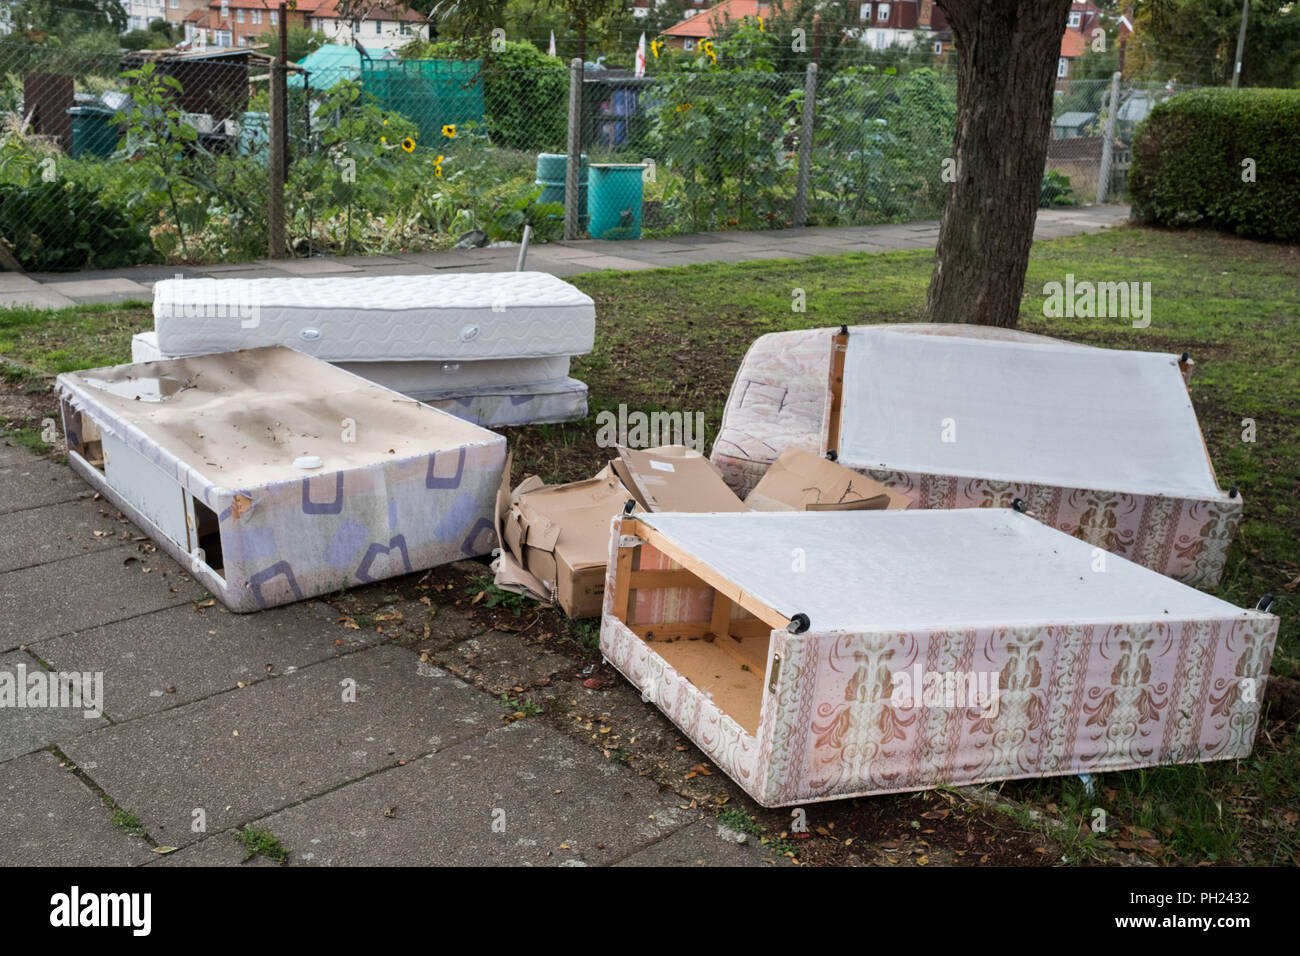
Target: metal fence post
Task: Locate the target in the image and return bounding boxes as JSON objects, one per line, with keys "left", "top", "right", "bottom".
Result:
{"left": 793, "top": 61, "right": 817, "bottom": 228}
{"left": 1096, "top": 70, "right": 1122, "bottom": 205}
{"left": 565, "top": 57, "right": 584, "bottom": 241}
{"left": 267, "top": 3, "right": 288, "bottom": 258}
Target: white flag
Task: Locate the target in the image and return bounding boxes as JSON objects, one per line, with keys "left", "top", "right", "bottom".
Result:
{"left": 635, "top": 31, "right": 646, "bottom": 77}
{"left": 548, "top": 30, "right": 556, "bottom": 57}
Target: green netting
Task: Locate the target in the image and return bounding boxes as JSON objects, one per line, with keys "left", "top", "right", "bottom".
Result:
{"left": 361, "top": 59, "right": 485, "bottom": 144}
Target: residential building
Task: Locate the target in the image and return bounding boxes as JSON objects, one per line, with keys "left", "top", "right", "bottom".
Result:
{"left": 660, "top": 0, "right": 770, "bottom": 51}
{"left": 185, "top": 0, "right": 312, "bottom": 48}
{"left": 303, "top": 1, "right": 430, "bottom": 50}
{"left": 121, "top": 0, "right": 169, "bottom": 32}
{"left": 184, "top": 0, "right": 427, "bottom": 50}
{"left": 1057, "top": 0, "right": 1132, "bottom": 81}
{"left": 855, "top": 1, "right": 949, "bottom": 52}
{"left": 659, "top": 0, "right": 949, "bottom": 54}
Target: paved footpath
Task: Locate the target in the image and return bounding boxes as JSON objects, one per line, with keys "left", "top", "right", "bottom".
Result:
{"left": 0, "top": 436, "right": 785, "bottom": 866}
{"left": 0, "top": 205, "right": 1130, "bottom": 310}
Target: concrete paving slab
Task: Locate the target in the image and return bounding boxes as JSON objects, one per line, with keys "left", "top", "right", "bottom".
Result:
{"left": 516, "top": 260, "right": 586, "bottom": 278}
{"left": 396, "top": 250, "right": 494, "bottom": 269}
{"left": 0, "top": 495, "right": 126, "bottom": 573}
{"left": 59, "top": 647, "right": 501, "bottom": 847}
{"left": 0, "top": 545, "right": 206, "bottom": 650}
{"left": 248, "top": 721, "right": 697, "bottom": 866}
{"left": 566, "top": 255, "right": 661, "bottom": 272}
{"left": 0, "top": 274, "right": 41, "bottom": 292}
{"left": 523, "top": 243, "right": 603, "bottom": 261}
{"left": 32, "top": 600, "right": 376, "bottom": 721}
{"left": 0, "top": 288, "right": 76, "bottom": 310}
{"left": 0, "top": 650, "right": 111, "bottom": 760}
{"left": 0, "top": 456, "right": 89, "bottom": 516}
{"left": 0, "top": 750, "right": 156, "bottom": 866}
{"left": 256, "top": 258, "right": 359, "bottom": 275}
{"left": 614, "top": 818, "right": 787, "bottom": 867}
{"left": 41, "top": 278, "right": 151, "bottom": 304}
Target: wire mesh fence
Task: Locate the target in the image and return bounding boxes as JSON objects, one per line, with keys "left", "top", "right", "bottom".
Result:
{"left": 0, "top": 38, "right": 1184, "bottom": 273}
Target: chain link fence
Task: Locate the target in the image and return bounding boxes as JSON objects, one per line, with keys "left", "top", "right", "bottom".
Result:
{"left": 0, "top": 39, "right": 1176, "bottom": 273}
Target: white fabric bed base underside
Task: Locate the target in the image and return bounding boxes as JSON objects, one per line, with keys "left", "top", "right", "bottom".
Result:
{"left": 838, "top": 327, "right": 1220, "bottom": 500}
{"left": 640, "top": 510, "right": 1249, "bottom": 634}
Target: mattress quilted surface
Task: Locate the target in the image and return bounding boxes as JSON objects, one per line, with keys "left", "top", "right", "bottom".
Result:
{"left": 152, "top": 272, "right": 595, "bottom": 361}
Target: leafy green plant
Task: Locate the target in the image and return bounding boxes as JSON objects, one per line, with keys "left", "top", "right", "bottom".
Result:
{"left": 235, "top": 826, "right": 290, "bottom": 863}
{"left": 113, "top": 61, "right": 203, "bottom": 260}
{"left": 498, "top": 693, "right": 543, "bottom": 716}
{"left": 1040, "top": 169, "right": 1078, "bottom": 208}
{"left": 718, "top": 805, "right": 761, "bottom": 835}
{"left": 465, "top": 573, "right": 533, "bottom": 616}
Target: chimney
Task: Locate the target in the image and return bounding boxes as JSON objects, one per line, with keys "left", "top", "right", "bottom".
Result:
{"left": 920, "top": 0, "right": 935, "bottom": 28}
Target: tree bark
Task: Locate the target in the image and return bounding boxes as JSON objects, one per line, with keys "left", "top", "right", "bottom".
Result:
{"left": 925, "top": 0, "right": 1072, "bottom": 328}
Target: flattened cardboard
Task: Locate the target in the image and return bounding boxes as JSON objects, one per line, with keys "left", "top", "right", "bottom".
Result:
{"left": 745, "top": 448, "right": 912, "bottom": 512}
{"left": 615, "top": 446, "right": 748, "bottom": 513}
{"left": 494, "top": 456, "right": 634, "bottom": 618}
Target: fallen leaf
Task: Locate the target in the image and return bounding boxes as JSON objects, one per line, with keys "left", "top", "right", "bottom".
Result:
{"left": 152, "top": 846, "right": 179, "bottom": 854}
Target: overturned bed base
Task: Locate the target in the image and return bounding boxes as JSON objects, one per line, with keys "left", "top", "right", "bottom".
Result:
{"left": 600, "top": 509, "right": 1276, "bottom": 807}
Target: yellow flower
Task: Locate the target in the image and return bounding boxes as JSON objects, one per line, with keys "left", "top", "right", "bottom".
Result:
{"left": 701, "top": 40, "right": 717, "bottom": 64}
{"left": 433, "top": 154, "right": 444, "bottom": 178}
{"left": 401, "top": 137, "right": 416, "bottom": 152}
{"left": 675, "top": 103, "right": 693, "bottom": 113}
{"left": 380, "top": 136, "right": 387, "bottom": 143}
{"left": 441, "top": 124, "right": 456, "bottom": 138}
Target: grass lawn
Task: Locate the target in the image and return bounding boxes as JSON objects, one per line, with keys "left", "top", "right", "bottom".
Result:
{"left": 3, "top": 223, "right": 1297, "bottom": 864}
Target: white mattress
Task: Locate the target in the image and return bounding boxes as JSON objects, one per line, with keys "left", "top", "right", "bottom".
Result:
{"left": 151, "top": 272, "right": 596, "bottom": 361}
{"left": 132, "top": 333, "right": 569, "bottom": 391}
{"left": 640, "top": 510, "right": 1251, "bottom": 633}
{"left": 838, "top": 326, "right": 1220, "bottom": 499}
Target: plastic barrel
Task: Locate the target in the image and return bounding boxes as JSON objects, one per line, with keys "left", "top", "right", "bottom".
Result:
{"left": 67, "top": 106, "right": 119, "bottom": 159}
{"left": 587, "top": 163, "right": 645, "bottom": 240}
{"left": 535, "top": 152, "right": 588, "bottom": 225}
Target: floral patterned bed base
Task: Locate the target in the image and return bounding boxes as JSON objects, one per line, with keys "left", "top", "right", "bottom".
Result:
{"left": 710, "top": 325, "right": 1236, "bottom": 588}
{"left": 599, "top": 518, "right": 1277, "bottom": 807}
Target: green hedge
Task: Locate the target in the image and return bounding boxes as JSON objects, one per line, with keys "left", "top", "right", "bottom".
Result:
{"left": 1129, "top": 88, "right": 1300, "bottom": 242}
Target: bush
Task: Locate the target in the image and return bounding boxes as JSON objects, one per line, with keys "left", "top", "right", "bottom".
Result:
{"left": 0, "top": 179, "right": 157, "bottom": 270}
{"left": 1129, "top": 88, "right": 1300, "bottom": 242}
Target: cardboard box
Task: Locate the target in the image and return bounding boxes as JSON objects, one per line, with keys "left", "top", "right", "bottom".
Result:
{"left": 494, "top": 445, "right": 748, "bottom": 618}
{"left": 612, "top": 445, "right": 748, "bottom": 513}
{"left": 744, "top": 448, "right": 911, "bottom": 512}
{"left": 495, "top": 457, "right": 635, "bottom": 619}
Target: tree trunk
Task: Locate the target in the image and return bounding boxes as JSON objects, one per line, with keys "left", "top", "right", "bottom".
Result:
{"left": 925, "top": 0, "right": 1072, "bottom": 328}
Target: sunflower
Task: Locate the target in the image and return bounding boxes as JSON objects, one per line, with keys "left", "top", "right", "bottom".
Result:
{"left": 401, "top": 137, "right": 416, "bottom": 153}
{"left": 433, "top": 154, "right": 444, "bottom": 178}
{"left": 441, "top": 124, "right": 456, "bottom": 138}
